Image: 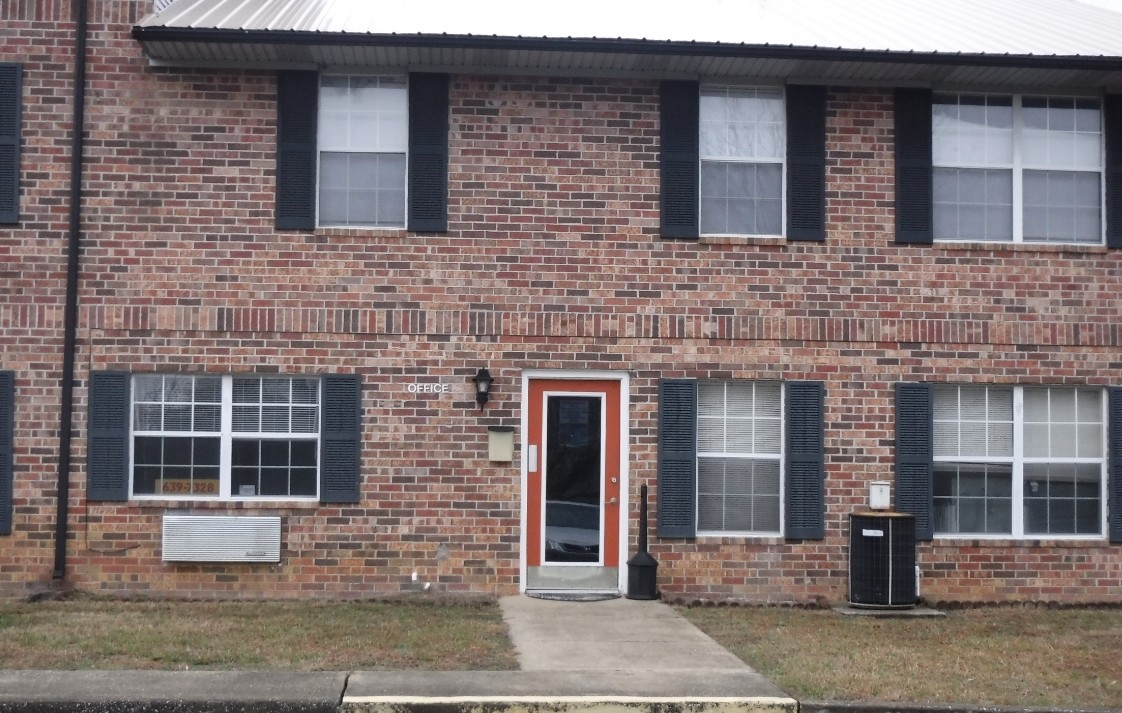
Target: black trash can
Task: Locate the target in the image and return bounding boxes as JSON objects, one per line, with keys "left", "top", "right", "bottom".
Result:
{"left": 626, "top": 550, "right": 659, "bottom": 600}
{"left": 849, "top": 511, "right": 916, "bottom": 608}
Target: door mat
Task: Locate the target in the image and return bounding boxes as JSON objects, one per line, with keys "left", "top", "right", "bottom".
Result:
{"left": 526, "top": 591, "right": 621, "bottom": 602}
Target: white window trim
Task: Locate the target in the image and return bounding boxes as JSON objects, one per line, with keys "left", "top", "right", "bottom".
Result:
{"left": 129, "top": 375, "right": 321, "bottom": 502}
{"left": 933, "top": 92, "right": 1105, "bottom": 246}
{"left": 316, "top": 73, "right": 410, "bottom": 230}
{"left": 698, "top": 84, "right": 787, "bottom": 239}
{"left": 933, "top": 386, "right": 1108, "bottom": 540}
{"left": 695, "top": 380, "right": 785, "bottom": 538}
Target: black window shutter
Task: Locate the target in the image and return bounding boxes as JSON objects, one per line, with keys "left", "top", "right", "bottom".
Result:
{"left": 1109, "top": 387, "right": 1122, "bottom": 543}
{"left": 275, "top": 71, "right": 318, "bottom": 231}
{"left": 895, "top": 382, "right": 933, "bottom": 539}
{"left": 0, "top": 63, "right": 21, "bottom": 225}
{"left": 320, "top": 374, "right": 361, "bottom": 503}
{"left": 660, "top": 81, "right": 700, "bottom": 240}
{"left": 88, "top": 371, "right": 130, "bottom": 502}
{"left": 786, "top": 85, "right": 827, "bottom": 242}
{"left": 894, "top": 88, "right": 933, "bottom": 244}
{"left": 408, "top": 73, "right": 450, "bottom": 233}
{"left": 657, "top": 379, "right": 697, "bottom": 537}
{"left": 1105, "top": 95, "right": 1122, "bottom": 249}
{"left": 785, "top": 381, "right": 825, "bottom": 539}
{"left": 0, "top": 371, "right": 13, "bottom": 535}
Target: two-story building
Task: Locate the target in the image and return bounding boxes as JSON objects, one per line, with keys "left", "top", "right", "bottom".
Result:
{"left": 1, "top": 0, "right": 1121, "bottom": 603}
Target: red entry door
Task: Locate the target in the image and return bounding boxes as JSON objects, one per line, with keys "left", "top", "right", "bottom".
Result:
{"left": 526, "top": 379, "right": 622, "bottom": 590}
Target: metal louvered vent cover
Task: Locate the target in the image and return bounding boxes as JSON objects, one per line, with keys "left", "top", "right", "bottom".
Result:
{"left": 162, "top": 515, "right": 281, "bottom": 562}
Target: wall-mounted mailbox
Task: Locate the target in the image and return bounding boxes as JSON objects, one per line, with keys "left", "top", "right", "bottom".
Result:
{"left": 488, "top": 426, "right": 515, "bottom": 462}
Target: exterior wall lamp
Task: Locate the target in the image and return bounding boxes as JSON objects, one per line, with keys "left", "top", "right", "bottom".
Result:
{"left": 472, "top": 368, "right": 493, "bottom": 409}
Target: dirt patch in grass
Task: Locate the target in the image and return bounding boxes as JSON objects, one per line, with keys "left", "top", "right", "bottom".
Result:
{"left": 681, "top": 606, "right": 1122, "bottom": 709}
{"left": 0, "top": 595, "right": 518, "bottom": 671}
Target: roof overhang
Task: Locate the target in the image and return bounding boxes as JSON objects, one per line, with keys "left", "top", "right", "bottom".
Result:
{"left": 131, "top": 28, "right": 1122, "bottom": 90}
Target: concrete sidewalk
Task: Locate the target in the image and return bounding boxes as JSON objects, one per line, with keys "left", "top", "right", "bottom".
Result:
{"left": 345, "top": 596, "right": 794, "bottom": 712}
{"left": 0, "top": 595, "right": 796, "bottom": 713}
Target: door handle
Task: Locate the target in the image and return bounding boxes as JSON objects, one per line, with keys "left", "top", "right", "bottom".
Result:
{"left": 608, "top": 497, "right": 618, "bottom": 505}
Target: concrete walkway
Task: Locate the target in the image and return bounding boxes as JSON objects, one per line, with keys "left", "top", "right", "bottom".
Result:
{"left": 345, "top": 596, "right": 793, "bottom": 712}
{"left": 501, "top": 595, "right": 754, "bottom": 672}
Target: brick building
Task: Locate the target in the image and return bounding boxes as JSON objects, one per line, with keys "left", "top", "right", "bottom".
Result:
{"left": 1, "top": 0, "right": 1121, "bottom": 603}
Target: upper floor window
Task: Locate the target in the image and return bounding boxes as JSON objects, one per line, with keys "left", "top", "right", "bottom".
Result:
{"left": 700, "top": 86, "right": 785, "bottom": 236}
{"left": 318, "top": 75, "right": 407, "bottom": 228}
{"left": 933, "top": 93, "right": 1103, "bottom": 245}
{"left": 131, "top": 375, "right": 320, "bottom": 500}
{"left": 933, "top": 385, "right": 1105, "bottom": 537}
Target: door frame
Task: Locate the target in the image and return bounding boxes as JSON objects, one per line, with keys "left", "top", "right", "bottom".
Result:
{"left": 519, "top": 370, "right": 630, "bottom": 593}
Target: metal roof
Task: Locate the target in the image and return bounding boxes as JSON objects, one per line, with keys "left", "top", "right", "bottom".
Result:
{"left": 133, "top": 0, "right": 1122, "bottom": 88}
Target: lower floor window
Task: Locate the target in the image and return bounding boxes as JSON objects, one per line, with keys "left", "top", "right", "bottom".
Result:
{"left": 696, "top": 381, "right": 783, "bottom": 534}
{"left": 933, "top": 385, "right": 1104, "bottom": 537}
{"left": 131, "top": 374, "right": 320, "bottom": 500}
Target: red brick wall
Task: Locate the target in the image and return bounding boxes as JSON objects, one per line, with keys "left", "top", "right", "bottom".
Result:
{"left": 0, "top": 1, "right": 77, "bottom": 594}
{"left": 2, "top": 2, "right": 1121, "bottom": 602}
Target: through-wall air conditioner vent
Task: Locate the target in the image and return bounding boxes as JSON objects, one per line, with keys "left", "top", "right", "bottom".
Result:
{"left": 162, "top": 515, "right": 281, "bottom": 563}
{"left": 153, "top": 0, "right": 177, "bottom": 12}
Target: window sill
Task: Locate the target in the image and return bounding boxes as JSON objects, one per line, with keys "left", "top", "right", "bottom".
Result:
{"left": 316, "top": 226, "right": 409, "bottom": 237}
{"left": 932, "top": 240, "right": 1109, "bottom": 255}
{"left": 695, "top": 532, "right": 785, "bottom": 544}
{"left": 698, "top": 234, "right": 787, "bottom": 247}
{"left": 126, "top": 499, "right": 322, "bottom": 510}
{"left": 930, "top": 535, "right": 1107, "bottom": 547}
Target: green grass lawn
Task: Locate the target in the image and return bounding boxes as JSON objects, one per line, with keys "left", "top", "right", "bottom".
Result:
{"left": 0, "top": 596, "right": 518, "bottom": 671}
{"left": 682, "top": 605, "right": 1122, "bottom": 709}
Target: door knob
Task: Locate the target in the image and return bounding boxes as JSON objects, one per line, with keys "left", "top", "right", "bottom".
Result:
{"left": 609, "top": 497, "right": 618, "bottom": 505}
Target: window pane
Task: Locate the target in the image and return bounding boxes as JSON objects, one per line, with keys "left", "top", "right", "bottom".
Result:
{"left": 700, "top": 86, "right": 784, "bottom": 161}
{"left": 697, "top": 456, "right": 780, "bottom": 533}
{"left": 1023, "top": 170, "right": 1101, "bottom": 244}
{"left": 134, "top": 403, "right": 162, "bottom": 432}
{"left": 319, "top": 75, "right": 407, "bottom": 153}
{"left": 131, "top": 435, "right": 221, "bottom": 498}
{"left": 1022, "top": 96, "right": 1101, "bottom": 171}
{"left": 700, "top": 161, "right": 782, "bottom": 235}
{"left": 194, "top": 404, "right": 221, "bottom": 432}
{"left": 133, "top": 375, "right": 163, "bottom": 402}
{"left": 231, "top": 439, "right": 317, "bottom": 499}
{"left": 232, "top": 439, "right": 259, "bottom": 467}
{"left": 697, "top": 381, "right": 782, "bottom": 456}
{"left": 232, "top": 405, "right": 260, "bottom": 433}
{"left": 933, "top": 463, "right": 1012, "bottom": 535}
{"left": 1024, "top": 463, "right": 1102, "bottom": 536}
{"left": 933, "top": 168, "right": 1013, "bottom": 241}
{"left": 933, "top": 385, "right": 1012, "bottom": 458}
{"left": 1023, "top": 387, "right": 1103, "bottom": 459}
{"left": 932, "top": 94, "right": 1012, "bottom": 167}
{"left": 291, "top": 468, "right": 317, "bottom": 497}
{"left": 319, "top": 152, "right": 406, "bottom": 228}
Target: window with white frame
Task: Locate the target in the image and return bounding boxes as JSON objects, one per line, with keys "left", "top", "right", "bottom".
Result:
{"left": 318, "top": 75, "right": 407, "bottom": 228}
{"left": 131, "top": 375, "right": 319, "bottom": 499}
{"left": 700, "top": 86, "right": 785, "bottom": 236}
{"left": 933, "top": 93, "right": 1103, "bottom": 244}
{"left": 933, "top": 385, "right": 1105, "bottom": 537}
{"left": 696, "top": 381, "right": 783, "bottom": 533}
